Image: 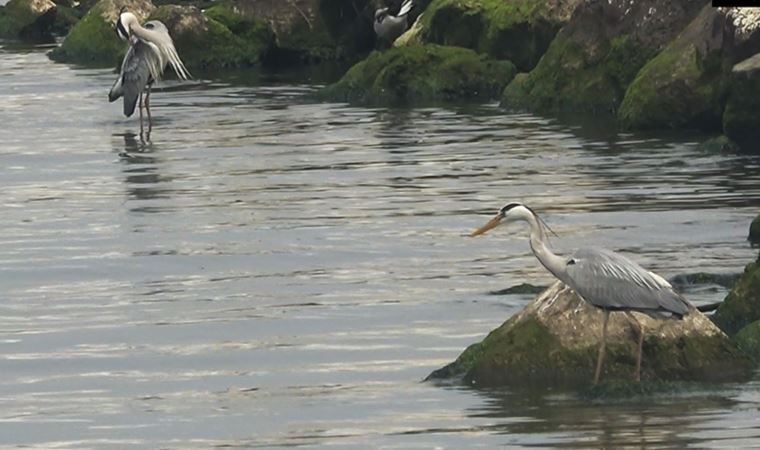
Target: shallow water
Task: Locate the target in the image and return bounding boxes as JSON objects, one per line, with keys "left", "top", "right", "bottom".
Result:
{"left": 1, "top": 44, "right": 760, "bottom": 449}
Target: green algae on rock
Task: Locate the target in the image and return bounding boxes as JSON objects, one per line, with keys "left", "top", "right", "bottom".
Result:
{"left": 713, "top": 257, "right": 760, "bottom": 336}
{"left": 419, "top": 0, "right": 581, "bottom": 71}
{"left": 321, "top": 44, "right": 516, "bottom": 104}
{"left": 48, "top": 0, "right": 154, "bottom": 65}
{"left": 618, "top": 6, "right": 733, "bottom": 131}
{"left": 501, "top": 0, "right": 704, "bottom": 115}
{"left": 750, "top": 214, "right": 760, "bottom": 247}
{"left": 0, "top": 0, "right": 57, "bottom": 40}
{"left": 427, "top": 282, "right": 753, "bottom": 388}
{"left": 149, "top": 4, "right": 273, "bottom": 69}
{"left": 723, "top": 54, "right": 760, "bottom": 153}
{"left": 734, "top": 320, "right": 760, "bottom": 362}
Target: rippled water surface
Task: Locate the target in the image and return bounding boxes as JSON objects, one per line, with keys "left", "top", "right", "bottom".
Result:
{"left": 2, "top": 44, "right": 760, "bottom": 449}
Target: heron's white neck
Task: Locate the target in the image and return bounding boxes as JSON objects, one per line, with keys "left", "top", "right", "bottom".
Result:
{"left": 513, "top": 207, "right": 569, "bottom": 285}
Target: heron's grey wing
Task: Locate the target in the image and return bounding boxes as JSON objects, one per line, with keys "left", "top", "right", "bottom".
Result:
{"left": 565, "top": 247, "right": 690, "bottom": 316}
{"left": 115, "top": 41, "right": 154, "bottom": 117}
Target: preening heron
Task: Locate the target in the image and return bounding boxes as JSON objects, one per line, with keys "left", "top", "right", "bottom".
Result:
{"left": 470, "top": 202, "right": 692, "bottom": 384}
{"left": 374, "top": 0, "right": 414, "bottom": 43}
{"left": 108, "top": 11, "right": 190, "bottom": 139}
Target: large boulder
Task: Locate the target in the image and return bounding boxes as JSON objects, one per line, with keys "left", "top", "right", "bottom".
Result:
{"left": 321, "top": 44, "right": 516, "bottom": 104}
{"left": 213, "top": 0, "right": 375, "bottom": 65}
{"left": 417, "top": 0, "right": 583, "bottom": 71}
{"left": 149, "top": 4, "right": 273, "bottom": 69}
{"left": 713, "top": 256, "right": 760, "bottom": 336}
{"left": 0, "top": 0, "right": 57, "bottom": 40}
{"left": 501, "top": 0, "right": 705, "bottom": 115}
{"left": 428, "top": 282, "right": 752, "bottom": 388}
{"left": 48, "top": 0, "right": 154, "bottom": 65}
{"left": 618, "top": 6, "right": 760, "bottom": 132}
{"left": 723, "top": 53, "right": 760, "bottom": 152}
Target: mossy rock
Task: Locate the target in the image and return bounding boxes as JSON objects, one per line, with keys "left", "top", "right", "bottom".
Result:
{"left": 427, "top": 282, "right": 753, "bottom": 388}
{"left": 207, "top": 0, "right": 374, "bottom": 65}
{"left": 734, "top": 320, "right": 760, "bottom": 362}
{"left": 48, "top": 0, "right": 154, "bottom": 65}
{"left": 419, "top": 0, "right": 577, "bottom": 71}
{"left": 321, "top": 44, "right": 516, "bottom": 104}
{"left": 618, "top": 6, "right": 732, "bottom": 131}
{"left": 0, "top": 0, "right": 57, "bottom": 39}
{"left": 501, "top": 0, "right": 704, "bottom": 115}
{"left": 750, "top": 214, "right": 760, "bottom": 247}
{"left": 697, "top": 135, "right": 741, "bottom": 154}
{"left": 150, "top": 4, "right": 273, "bottom": 69}
{"left": 713, "top": 258, "right": 760, "bottom": 336}
{"left": 723, "top": 55, "right": 760, "bottom": 154}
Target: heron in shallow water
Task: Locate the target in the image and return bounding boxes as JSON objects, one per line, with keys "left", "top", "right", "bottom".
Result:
{"left": 470, "top": 202, "right": 692, "bottom": 384}
{"left": 108, "top": 11, "right": 190, "bottom": 139}
{"left": 374, "top": 0, "right": 414, "bottom": 44}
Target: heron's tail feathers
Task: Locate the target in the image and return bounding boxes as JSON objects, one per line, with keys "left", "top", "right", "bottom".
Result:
{"left": 108, "top": 76, "right": 123, "bottom": 103}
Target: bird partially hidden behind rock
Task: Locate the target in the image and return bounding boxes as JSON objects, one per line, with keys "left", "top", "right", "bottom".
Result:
{"left": 108, "top": 10, "right": 190, "bottom": 141}
{"left": 374, "top": 0, "right": 414, "bottom": 44}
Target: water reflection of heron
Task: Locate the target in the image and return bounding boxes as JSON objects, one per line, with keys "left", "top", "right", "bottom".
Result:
{"left": 470, "top": 202, "right": 692, "bottom": 385}
{"left": 108, "top": 11, "right": 190, "bottom": 141}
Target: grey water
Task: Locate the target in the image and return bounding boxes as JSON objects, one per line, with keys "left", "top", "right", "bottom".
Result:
{"left": 1, "top": 43, "right": 760, "bottom": 449}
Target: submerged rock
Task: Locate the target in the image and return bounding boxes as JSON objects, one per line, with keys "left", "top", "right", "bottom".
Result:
{"left": 321, "top": 44, "right": 516, "bottom": 104}
{"left": 501, "top": 0, "right": 704, "bottom": 115}
{"left": 428, "top": 282, "right": 752, "bottom": 388}
{"left": 48, "top": 0, "right": 154, "bottom": 65}
{"left": 713, "top": 256, "right": 760, "bottom": 336}
{"left": 417, "top": 0, "right": 582, "bottom": 71}
{"left": 0, "top": 0, "right": 57, "bottom": 40}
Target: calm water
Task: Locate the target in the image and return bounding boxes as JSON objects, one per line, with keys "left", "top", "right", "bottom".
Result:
{"left": 1, "top": 44, "right": 760, "bottom": 449}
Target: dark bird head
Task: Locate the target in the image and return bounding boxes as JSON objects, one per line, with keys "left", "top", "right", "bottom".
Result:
{"left": 470, "top": 202, "right": 556, "bottom": 238}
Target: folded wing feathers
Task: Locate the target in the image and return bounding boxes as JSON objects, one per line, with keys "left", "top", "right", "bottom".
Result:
{"left": 398, "top": 0, "right": 413, "bottom": 17}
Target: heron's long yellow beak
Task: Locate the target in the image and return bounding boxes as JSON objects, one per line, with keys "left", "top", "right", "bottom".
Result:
{"left": 470, "top": 215, "right": 502, "bottom": 237}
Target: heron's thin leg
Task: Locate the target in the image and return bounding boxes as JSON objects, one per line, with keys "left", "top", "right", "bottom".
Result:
{"left": 138, "top": 92, "right": 144, "bottom": 140}
{"left": 145, "top": 84, "right": 152, "bottom": 134}
{"left": 625, "top": 312, "right": 644, "bottom": 382}
{"left": 593, "top": 309, "right": 610, "bottom": 385}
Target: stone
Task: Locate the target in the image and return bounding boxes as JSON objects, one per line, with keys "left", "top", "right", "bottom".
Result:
{"left": 321, "top": 43, "right": 516, "bottom": 104}
{"left": 150, "top": 4, "right": 273, "bottom": 69}
{"left": 723, "top": 53, "right": 760, "bottom": 153}
{"left": 750, "top": 214, "right": 760, "bottom": 247}
{"left": 501, "top": 0, "right": 704, "bottom": 115}
{"left": 428, "top": 282, "right": 753, "bottom": 388}
{"left": 0, "top": 0, "right": 57, "bottom": 40}
{"left": 48, "top": 0, "right": 154, "bottom": 65}
{"left": 417, "top": 0, "right": 582, "bottom": 72}
{"left": 712, "top": 257, "right": 760, "bottom": 336}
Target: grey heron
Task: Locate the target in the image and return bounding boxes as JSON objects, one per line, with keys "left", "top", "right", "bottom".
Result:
{"left": 470, "top": 202, "right": 692, "bottom": 385}
{"left": 374, "top": 0, "right": 414, "bottom": 44}
{"left": 108, "top": 11, "right": 190, "bottom": 139}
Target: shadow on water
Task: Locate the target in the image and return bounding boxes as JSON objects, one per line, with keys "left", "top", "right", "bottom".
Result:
{"left": 113, "top": 132, "right": 173, "bottom": 204}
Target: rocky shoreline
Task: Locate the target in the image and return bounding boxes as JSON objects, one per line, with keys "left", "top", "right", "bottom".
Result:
{"left": 2, "top": 0, "right": 759, "bottom": 388}
{"left": 2, "top": 0, "right": 758, "bottom": 153}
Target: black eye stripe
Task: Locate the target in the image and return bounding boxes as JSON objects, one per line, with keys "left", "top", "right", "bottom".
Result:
{"left": 116, "top": 19, "right": 129, "bottom": 39}
{"left": 500, "top": 203, "right": 521, "bottom": 214}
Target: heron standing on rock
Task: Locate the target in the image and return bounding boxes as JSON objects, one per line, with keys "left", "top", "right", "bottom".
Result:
{"left": 470, "top": 202, "right": 692, "bottom": 385}
{"left": 108, "top": 11, "right": 190, "bottom": 140}
{"left": 374, "top": 0, "right": 414, "bottom": 44}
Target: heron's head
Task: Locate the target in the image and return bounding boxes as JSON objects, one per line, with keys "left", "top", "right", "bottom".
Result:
{"left": 115, "top": 11, "right": 139, "bottom": 41}
{"left": 375, "top": 8, "right": 389, "bottom": 22}
{"left": 470, "top": 202, "right": 535, "bottom": 237}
